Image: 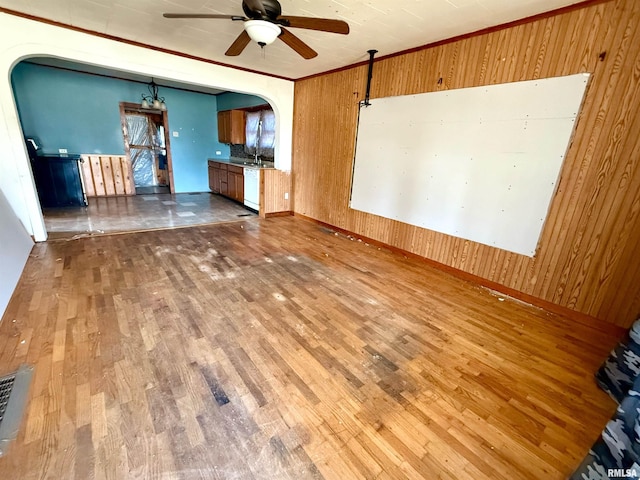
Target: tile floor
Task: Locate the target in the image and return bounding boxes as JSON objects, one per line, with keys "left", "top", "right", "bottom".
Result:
{"left": 43, "top": 192, "right": 257, "bottom": 240}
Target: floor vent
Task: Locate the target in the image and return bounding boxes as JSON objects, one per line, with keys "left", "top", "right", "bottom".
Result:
{"left": 237, "top": 214, "right": 252, "bottom": 217}
{"left": 0, "top": 365, "right": 33, "bottom": 457}
{"left": 0, "top": 375, "right": 16, "bottom": 422}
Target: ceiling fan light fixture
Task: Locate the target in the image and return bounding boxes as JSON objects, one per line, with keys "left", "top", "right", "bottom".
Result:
{"left": 244, "top": 19, "right": 281, "bottom": 46}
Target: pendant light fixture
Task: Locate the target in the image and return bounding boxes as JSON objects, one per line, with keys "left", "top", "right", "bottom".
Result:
{"left": 141, "top": 79, "right": 167, "bottom": 111}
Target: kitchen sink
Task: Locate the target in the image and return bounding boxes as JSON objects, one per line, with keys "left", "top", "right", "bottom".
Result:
{"left": 229, "top": 159, "right": 274, "bottom": 168}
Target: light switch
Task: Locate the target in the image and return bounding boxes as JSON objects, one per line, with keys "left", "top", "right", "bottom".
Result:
{"left": 215, "top": 151, "right": 222, "bottom": 155}
{"left": 172, "top": 131, "right": 179, "bottom": 137}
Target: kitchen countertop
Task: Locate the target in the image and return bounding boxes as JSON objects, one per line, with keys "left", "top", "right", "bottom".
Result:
{"left": 208, "top": 157, "right": 275, "bottom": 169}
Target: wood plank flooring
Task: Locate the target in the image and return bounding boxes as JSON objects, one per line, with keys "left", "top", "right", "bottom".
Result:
{"left": 0, "top": 216, "right": 624, "bottom": 479}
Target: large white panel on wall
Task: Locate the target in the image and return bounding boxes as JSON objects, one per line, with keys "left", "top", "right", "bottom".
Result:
{"left": 350, "top": 73, "right": 589, "bottom": 257}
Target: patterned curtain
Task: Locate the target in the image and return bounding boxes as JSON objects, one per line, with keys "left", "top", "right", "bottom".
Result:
{"left": 571, "top": 318, "right": 640, "bottom": 479}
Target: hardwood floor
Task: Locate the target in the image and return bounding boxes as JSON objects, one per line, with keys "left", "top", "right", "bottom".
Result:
{"left": 0, "top": 216, "right": 624, "bottom": 479}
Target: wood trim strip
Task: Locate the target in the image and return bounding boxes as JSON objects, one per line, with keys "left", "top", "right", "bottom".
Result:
{"left": 219, "top": 104, "right": 271, "bottom": 113}
{"left": 1, "top": 1, "right": 612, "bottom": 83}
{"left": 296, "top": 0, "right": 614, "bottom": 82}
{"left": 294, "top": 213, "right": 625, "bottom": 335}
{"left": 0, "top": 7, "right": 293, "bottom": 82}
{"left": 21, "top": 61, "right": 234, "bottom": 98}
{"left": 160, "top": 109, "right": 175, "bottom": 194}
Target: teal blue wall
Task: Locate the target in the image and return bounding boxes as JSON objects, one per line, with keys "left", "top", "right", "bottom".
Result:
{"left": 12, "top": 63, "right": 137, "bottom": 156}
{"left": 216, "top": 92, "right": 268, "bottom": 111}
{"left": 11, "top": 62, "right": 229, "bottom": 193}
{"left": 166, "top": 88, "right": 221, "bottom": 192}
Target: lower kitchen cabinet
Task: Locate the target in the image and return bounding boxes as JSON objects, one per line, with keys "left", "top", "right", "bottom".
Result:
{"left": 208, "top": 159, "right": 290, "bottom": 216}
{"left": 208, "top": 166, "right": 219, "bottom": 194}
{"left": 227, "top": 166, "right": 244, "bottom": 203}
{"left": 220, "top": 175, "right": 229, "bottom": 196}
{"left": 209, "top": 161, "right": 244, "bottom": 203}
{"left": 209, "top": 162, "right": 230, "bottom": 196}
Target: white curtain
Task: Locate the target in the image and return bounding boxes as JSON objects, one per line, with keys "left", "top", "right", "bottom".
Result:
{"left": 244, "top": 110, "right": 275, "bottom": 158}
{"left": 257, "top": 110, "right": 275, "bottom": 157}
{"left": 245, "top": 111, "right": 260, "bottom": 155}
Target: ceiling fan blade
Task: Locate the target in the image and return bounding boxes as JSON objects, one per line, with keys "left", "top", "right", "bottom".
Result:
{"left": 225, "top": 30, "right": 252, "bottom": 56}
{"left": 243, "top": 0, "right": 267, "bottom": 16}
{"left": 163, "top": 13, "right": 245, "bottom": 20}
{"left": 278, "top": 16, "right": 349, "bottom": 34}
{"left": 278, "top": 28, "right": 317, "bottom": 59}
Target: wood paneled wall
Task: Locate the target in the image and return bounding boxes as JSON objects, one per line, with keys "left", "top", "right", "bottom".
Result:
{"left": 292, "top": 0, "right": 640, "bottom": 327}
{"left": 260, "top": 169, "right": 292, "bottom": 217}
{"left": 80, "top": 154, "right": 135, "bottom": 197}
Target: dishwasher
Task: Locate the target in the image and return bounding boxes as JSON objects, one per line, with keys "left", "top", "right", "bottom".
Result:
{"left": 243, "top": 168, "right": 259, "bottom": 211}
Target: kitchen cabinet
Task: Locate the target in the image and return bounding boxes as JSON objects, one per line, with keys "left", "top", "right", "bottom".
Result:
{"left": 217, "top": 110, "right": 245, "bottom": 145}
{"left": 208, "top": 160, "right": 243, "bottom": 203}
{"left": 208, "top": 165, "right": 218, "bottom": 193}
{"left": 234, "top": 171, "right": 244, "bottom": 203}
{"left": 219, "top": 163, "right": 229, "bottom": 196}
{"left": 227, "top": 165, "right": 244, "bottom": 203}
{"left": 208, "top": 162, "right": 227, "bottom": 194}
{"left": 208, "top": 159, "right": 290, "bottom": 216}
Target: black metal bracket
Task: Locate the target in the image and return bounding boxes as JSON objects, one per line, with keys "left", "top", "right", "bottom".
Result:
{"left": 362, "top": 49, "right": 378, "bottom": 107}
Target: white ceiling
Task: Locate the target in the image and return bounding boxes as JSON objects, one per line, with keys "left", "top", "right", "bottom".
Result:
{"left": 1, "top": 0, "right": 584, "bottom": 80}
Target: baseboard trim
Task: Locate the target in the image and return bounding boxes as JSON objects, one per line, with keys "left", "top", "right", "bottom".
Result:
{"left": 264, "top": 211, "right": 293, "bottom": 218}
{"left": 294, "top": 213, "right": 624, "bottom": 335}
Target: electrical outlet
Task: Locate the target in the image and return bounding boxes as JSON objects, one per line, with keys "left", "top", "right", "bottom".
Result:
{"left": 284, "top": 192, "right": 289, "bottom": 200}
{"left": 58, "top": 148, "right": 68, "bottom": 154}
{"left": 215, "top": 151, "right": 222, "bottom": 155}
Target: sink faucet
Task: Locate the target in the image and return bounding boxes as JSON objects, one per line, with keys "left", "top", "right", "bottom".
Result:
{"left": 254, "top": 152, "right": 262, "bottom": 165}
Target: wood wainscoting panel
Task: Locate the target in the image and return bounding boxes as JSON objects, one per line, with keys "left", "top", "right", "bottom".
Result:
{"left": 260, "top": 169, "right": 292, "bottom": 217}
{"left": 80, "top": 154, "right": 135, "bottom": 197}
{"left": 292, "top": 0, "right": 640, "bottom": 328}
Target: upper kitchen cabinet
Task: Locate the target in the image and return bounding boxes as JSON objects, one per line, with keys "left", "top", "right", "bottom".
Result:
{"left": 217, "top": 109, "right": 245, "bottom": 145}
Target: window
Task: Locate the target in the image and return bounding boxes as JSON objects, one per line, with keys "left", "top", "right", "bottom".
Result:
{"left": 245, "top": 109, "right": 275, "bottom": 158}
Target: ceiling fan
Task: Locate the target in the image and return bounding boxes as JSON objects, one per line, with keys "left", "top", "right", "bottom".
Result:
{"left": 163, "top": 0, "right": 349, "bottom": 60}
